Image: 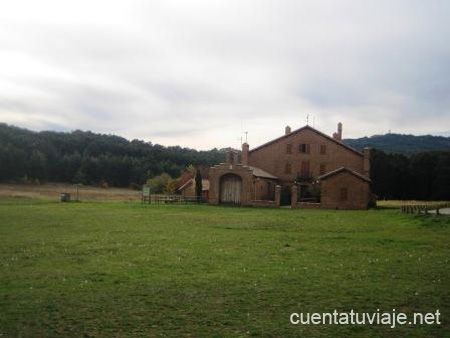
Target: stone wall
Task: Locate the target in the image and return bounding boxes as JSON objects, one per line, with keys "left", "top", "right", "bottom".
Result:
{"left": 250, "top": 200, "right": 277, "bottom": 208}
{"left": 300, "top": 202, "right": 321, "bottom": 209}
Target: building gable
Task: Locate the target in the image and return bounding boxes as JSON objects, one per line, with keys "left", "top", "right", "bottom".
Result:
{"left": 318, "top": 167, "right": 371, "bottom": 182}
{"left": 249, "top": 125, "right": 362, "bottom": 156}
{"left": 247, "top": 125, "right": 365, "bottom": 182}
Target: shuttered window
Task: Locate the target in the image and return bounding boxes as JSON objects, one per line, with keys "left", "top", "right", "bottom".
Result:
{"left": 299, "top": 143, "right": 310, "bottom": 153}
{"left": 300, "top": 161, "right": 310, "bottom": 179}
{"left": 320, "top": 163, "right": 326, "bottom": 175}
{"left": 285, "top": 163, "right": 292, "bottom": 174}
{"left": 286, "top": 144, "right": 292, "bottom": 154}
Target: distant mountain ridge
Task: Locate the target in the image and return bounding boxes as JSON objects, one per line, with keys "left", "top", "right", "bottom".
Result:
{"left": 344, "top": 133, "right": 450, "bottom": 155}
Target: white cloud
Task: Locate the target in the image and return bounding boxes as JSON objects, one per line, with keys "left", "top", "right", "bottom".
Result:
{"left": 0, "top": 0, "right": 449, "bottom": 149}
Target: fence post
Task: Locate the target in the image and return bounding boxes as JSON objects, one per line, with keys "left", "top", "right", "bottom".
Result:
{"left": 275, "top": 185, "right": 281, "bottom": 208}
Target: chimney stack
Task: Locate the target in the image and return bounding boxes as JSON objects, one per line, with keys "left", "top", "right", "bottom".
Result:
{"left": 242, "top": 142, "right": 249, "bottom": 166}
{"left": 285, "top": 125, "right": 291, "bottom": 135}
{"left": 333, "top": 122, "right": 343, "bottom": 141}
{"left": 363, "top": 147, "right": 370, "bottom": 178}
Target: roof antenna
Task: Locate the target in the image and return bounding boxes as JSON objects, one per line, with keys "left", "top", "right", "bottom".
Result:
{"left": 306, "top": 114, "right": 310, "bottom": 126}
{"left": 244, "top": 131, "right": 248, "bottom": 143}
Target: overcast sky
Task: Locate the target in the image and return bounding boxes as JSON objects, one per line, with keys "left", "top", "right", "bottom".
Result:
{"left": 0, "top": 0, "right": 449, "bottom": 150}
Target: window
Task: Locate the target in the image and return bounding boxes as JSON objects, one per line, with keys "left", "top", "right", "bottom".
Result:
{"left": 320, "top": 144, "right": 326, "bottom": 155}
{"left": 319, "top": 163, "right": 326, "bottom": 175}
{"left": 300, "top": 161, "right": 310, "bottom": 179}
{"left": 340, "top": 188, "right": 348, "bottom": 201}
{"left": 299, "top": 143, "right": 310, "bottom": 153}
{"left": 285, "top": 163, "right": 292, "bottom": 174}
{"left": 286, "top": 144, "right": 292, "bottom": 154}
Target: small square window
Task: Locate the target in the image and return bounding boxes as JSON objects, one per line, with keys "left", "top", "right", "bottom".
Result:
{"left": 286, "top": 144, "right": 292, "bottom": 154}
{"left": 320, "top": 145, "right": 326, "bottom": 155}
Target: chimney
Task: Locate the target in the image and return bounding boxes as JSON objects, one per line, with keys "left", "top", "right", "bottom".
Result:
{"left": 333, "top": 122, "right": 343, "bottom": 141}
{"left": 242, "top": 142, "right": 249, "bottom": 166}
{"left": 285, "top": 125, "right": 291, "bottom": 135}
{"left": 363, "top": 147, "right": 370, "bottom": 178}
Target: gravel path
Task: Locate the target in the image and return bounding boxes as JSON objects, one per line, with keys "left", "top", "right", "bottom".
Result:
{"left": 429, "top": 208, "right": 450, "bottom": 215}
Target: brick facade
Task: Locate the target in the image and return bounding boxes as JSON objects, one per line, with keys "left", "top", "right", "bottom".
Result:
{"left": 209, "top": 164, "right": 255, "bottom": 205}
{"left": 320, "top": 169, "right": 371, "bottom": 209}
{"left": 248, "top": 126, "right": 364, "bottom": 185}
{"left": 208, "top": 124, "right": 373, "bottom": 210}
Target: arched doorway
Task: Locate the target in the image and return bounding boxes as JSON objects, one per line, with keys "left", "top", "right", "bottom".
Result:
{"left": 220, "top": 174, "right": 242, "bottom": 205}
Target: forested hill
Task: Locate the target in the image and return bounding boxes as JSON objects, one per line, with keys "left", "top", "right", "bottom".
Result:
{"left": 344, "top": 133, "right": 450, "bottom": 155}
{"left": 0, "top": 123, "right": 225, "bottom": 186}
{"left": 1, "top": 123, "right": 449, "bottom": 200}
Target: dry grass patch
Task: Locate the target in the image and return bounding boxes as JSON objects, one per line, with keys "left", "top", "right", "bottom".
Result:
{"left": 0, "top": 183, "right": 140, "bottom": 201}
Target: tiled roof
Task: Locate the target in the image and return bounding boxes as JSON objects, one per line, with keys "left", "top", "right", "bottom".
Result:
{"left": 178, "top": 178, "right": 210, "bottom": 191}
{"left": 317, "top": 167, "right": 371, "bottom": 182}
{"left": 249, "top": 125, "right": 363, "bottom": 156}
{"left": 248, "top": 166, "right": 278, "bottom": 179}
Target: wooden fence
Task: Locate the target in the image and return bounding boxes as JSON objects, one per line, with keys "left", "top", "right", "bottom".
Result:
{"left": 142, "top": 194, "right": 203, "bottom": 204}
{"left": 401, "top": 202, "right": 450, "bottom": 215}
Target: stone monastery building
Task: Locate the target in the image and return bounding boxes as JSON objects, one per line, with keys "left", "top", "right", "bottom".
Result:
{"left": 208, "top": 123, "right": 374, "bottom": 209}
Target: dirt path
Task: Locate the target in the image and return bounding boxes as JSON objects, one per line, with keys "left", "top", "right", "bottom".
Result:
{"left": 429, "top": 208, "right": 450, "bottom": 215}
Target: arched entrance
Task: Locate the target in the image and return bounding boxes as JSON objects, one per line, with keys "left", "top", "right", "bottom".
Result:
{"left": 220, "top": 174, "right": 242, "bottom": 205}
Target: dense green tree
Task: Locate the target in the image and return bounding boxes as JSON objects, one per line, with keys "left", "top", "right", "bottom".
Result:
{"left": 0, "top": 123, "right": 225, "bottom": 188}
{"left": 432, "top": 153, "right": 450, "bottom": 200}
{"left": 370, "top": 150, "right": 449, "bottom": 200}
{"left": 0, "top": 123, "right": 448, "bottom": 200}
{"left": 195, "top": 169, "right": 202, "bottom": 201}
{"left": 146, "top": 173, "right": 172, "bottom": 194}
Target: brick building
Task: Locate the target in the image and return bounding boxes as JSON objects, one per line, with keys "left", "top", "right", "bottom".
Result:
{"left": 209, "top": 123, "right": 374, "bottom": 209}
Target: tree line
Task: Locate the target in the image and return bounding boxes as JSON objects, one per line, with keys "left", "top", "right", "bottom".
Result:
{"left": 0, "top": 123, "right": 224, "bottom": 188}
{"left": 370, "top": 149, "right": 450, "bottom": 200}
{"left": 0, "top": 123, "right": 448, "bottom": 200}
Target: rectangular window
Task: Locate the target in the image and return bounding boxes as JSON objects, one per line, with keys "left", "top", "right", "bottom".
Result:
{"left": 286, "top": 144, "right": 292, "bottom": 154}
{"left": 320, "top": 163, "right": 326, "bottom": 175}
{"left": 320, "top": 144, "right": 326, "bottom": 155}
{"left": 299, "top": 143, "right": 310, "bottom": 153}
{"left": 300, "top": 161, "right": 310, "bottom": 179}
{"left": 285, "top": 163, "right": 292, "bottom": 174}
{"left": 340, "top": 188, "right": 348, "bottom": 201}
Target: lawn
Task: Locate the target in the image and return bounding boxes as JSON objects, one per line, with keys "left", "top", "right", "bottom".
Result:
{"left": 0, "top": 198, "right": 449, "bottom": 337}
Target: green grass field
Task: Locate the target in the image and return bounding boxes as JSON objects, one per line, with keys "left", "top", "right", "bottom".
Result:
{"left": 0, "top": 198, "right": 449, "bottom": 337}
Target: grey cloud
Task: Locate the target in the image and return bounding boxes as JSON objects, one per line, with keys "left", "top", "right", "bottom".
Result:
{"left": 0, "top": 0, "right": 449, "bottom": 149}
